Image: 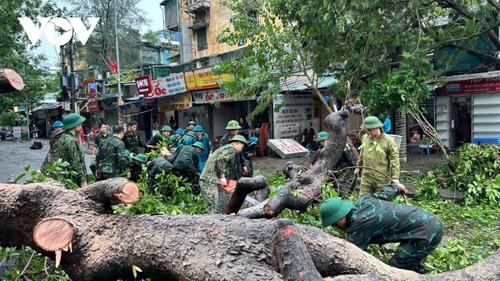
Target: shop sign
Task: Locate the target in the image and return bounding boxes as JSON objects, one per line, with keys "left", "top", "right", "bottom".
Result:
{"left": 191, "top": 89, "right": 255, "bottom": 104}
{"left": 273, "top": 94, "right": 313, "bottom": 139}
{"left": 84, "top": 78, "right": 98, "bottom": 100}
{"left": 442, "top": 77, "right": 500, "bottom": 95}
{"left": 135, "top": 75, "right": 153, "bottom": 96}
{"left": 158, "top": 94, "right": 192, "bottom": 112}
{"left": 87, "top": 100, "right": 99, "bottom": 112}
{"left": 148, "top": 73, "right": 187, "bottom": 98}
{"left": 13, "top": 126, "right": 22, "bottom": 139}
{"left": 267, "top": 139, "right": 309, "bottom": 159}
{"left": 184, "top": 66, "right": 231, "bottom": 90}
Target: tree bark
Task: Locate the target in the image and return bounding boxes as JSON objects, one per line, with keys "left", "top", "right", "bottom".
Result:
{"left": 223, "top": 175, "right": 268, "bottom": 214}
{"left": 0, "top": 68, "right": 25, "bottom": 93}
{"left": 1, "top": 179, "right": 499, "bottom": 280}
{"left": 239, "top": 110, "right": 350, "bottom": 218}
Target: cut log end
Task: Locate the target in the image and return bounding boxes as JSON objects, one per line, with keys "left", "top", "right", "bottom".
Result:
{"left": 33, "top": 218, "right": 75, "bottom": 252}
{"left": 114, "top": 181, "right": 140, "bottom": 204}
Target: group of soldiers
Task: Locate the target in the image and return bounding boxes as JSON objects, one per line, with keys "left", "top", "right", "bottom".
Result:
{"left": 41, "top": 113, "right": 255, "bottom": 213}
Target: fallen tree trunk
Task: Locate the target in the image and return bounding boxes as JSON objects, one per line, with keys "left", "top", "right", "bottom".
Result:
{"left": 238, "top": 110, "right": 350, "bottom": 218}
{"left": 0, "top": 179, "right": 499, "bottom": 280}
{"left": 0, "top": 68, "right": 25, "bottom": 93}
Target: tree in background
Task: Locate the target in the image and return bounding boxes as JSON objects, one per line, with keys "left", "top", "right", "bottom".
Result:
{"left": 0, "top": 0, "right": 65, "bottom": 121}
{"left": 64, "top": 0, "right": 148, "bottom": 77}
{"left": 217, "top": 0, "right": 499, "bottom": 165}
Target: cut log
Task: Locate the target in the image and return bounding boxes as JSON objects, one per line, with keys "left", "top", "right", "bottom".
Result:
{"left": 0, "top": 181, "right": 499, "bottom": 280}
{"left": 0, "top": 68, "right": 25, "bottom": 93}
{"left": 223, "top": 175, "right": 268, "bottom": 214}
{"left": 33, "top": 218, "right": 75, "bottom": 252}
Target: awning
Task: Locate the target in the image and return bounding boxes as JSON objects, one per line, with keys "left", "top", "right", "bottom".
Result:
{"left": 280, "top": 69, "right": 338, "bottom": 91}
{"left": 32, "top": 102, "right": 61, "bottom": 112}
{"left": 118, "top": 99, "right": 146, "bottom": 110}
{"left": 426, "top": 70, "right": 500, "bottom": 84}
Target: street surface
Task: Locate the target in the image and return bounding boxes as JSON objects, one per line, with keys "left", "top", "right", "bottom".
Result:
{"left": 0, "top": 139, "right": 92, "bottom": 183}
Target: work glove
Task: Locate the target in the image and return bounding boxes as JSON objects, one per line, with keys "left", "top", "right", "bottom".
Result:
{"left": 392, "top": 180, "right": 406, "bottom": 194}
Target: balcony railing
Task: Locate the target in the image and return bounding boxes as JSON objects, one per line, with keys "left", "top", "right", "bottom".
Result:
{"left": 185, "top": 0, "right": 210, "bottom": 12}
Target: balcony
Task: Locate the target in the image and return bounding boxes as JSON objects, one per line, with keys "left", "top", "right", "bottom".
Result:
{"left": 185, "top": 0, "right": 210, "bottom": 13}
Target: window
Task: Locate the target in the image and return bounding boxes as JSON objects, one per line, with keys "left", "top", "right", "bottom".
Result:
{"left": 197, "top": 26, "right": 207, "bottom": 50}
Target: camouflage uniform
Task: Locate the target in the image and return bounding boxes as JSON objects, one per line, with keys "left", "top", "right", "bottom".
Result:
{"left": 199, "top": 144, "right": 241, "bottom": 213}
{"left": 218, "top": 133, "right": 232, "bottom": 147}
{"left": 191, "top": 134, "right": 213, "bottom": 172}
{"left": 172, "top": 145, "right": 201, "bottom": 194}
{"left": 147, "top": 157, "right": 174, "bottom": 194}
{"left": 54, "top": 131, "right": 87, "bottom": 186}
{"left": 148, "top": 133, "right": 174, "bottom": 150}
{"left": 347, "top": 185, "right": 443, "bottom": 272}
{"left": 357, "top": 133, "right": 400, "bottom": 194}
{"left": 129, "top": 162, "right": 143, "bottom": 182}
{"left": 123, "top": 131, "right": 146, "bottom": 154}
{"left": 95, "top": 136, "right": 130, "bottom": 180}
{"left": 41, "top": 130, "right": 65, "bottom": 171}
{"left": 93, "top": 133, "right": 109, "bottom": 149}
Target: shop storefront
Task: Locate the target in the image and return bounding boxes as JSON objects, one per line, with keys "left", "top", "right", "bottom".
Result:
{"left": 434, "top": 71, "right": 500, "bottom": 147}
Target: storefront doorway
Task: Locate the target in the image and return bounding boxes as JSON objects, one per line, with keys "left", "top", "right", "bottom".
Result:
{"left": 452, "top": 98, "right": 471, "bottom": 146}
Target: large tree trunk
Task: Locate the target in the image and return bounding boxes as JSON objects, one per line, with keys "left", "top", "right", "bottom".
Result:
{"left": 1, "top": 179, "right": 499, "bottom": 280}
{"left": 395, "top": 110, "right": 407, "bottom": 162}
{"left": 238, "top": 109, "right": 350, "bottom": 218}
{"left": 0, "top": 68, "right": 25, "bottom": 93}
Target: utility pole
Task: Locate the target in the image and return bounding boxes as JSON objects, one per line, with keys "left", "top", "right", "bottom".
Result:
{"left": 114, "top": 2, "right": 123, "bottom": 126}
{"left": 69, "top": 37, "right": 78, "bottom": 114}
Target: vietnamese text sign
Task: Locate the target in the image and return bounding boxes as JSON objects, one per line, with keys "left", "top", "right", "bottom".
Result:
{"left": 158, "top": 94, "right": 192, "bottom": 112}
{"left": 13, "top": 126, "right": 22, "bottom": 139}
{"left": 191, "top": 89, "right": 255, "bottom": 104}
{"left": 267, "top": 139, "right": 309, "bottom": 159}
{"left": 184, "top": 67, "right": 231, "bottom": 90}
{"left": 149, "top": 73, "right": 186, "bottom": 97}
{"left": 135, "top": 75, "right": 153, "bottom": 96}
{"left": 273, "top": 94, "right": 313, "bottom": 139}
{"left": 442, "top": 77, "right": 500, "bottom": 95}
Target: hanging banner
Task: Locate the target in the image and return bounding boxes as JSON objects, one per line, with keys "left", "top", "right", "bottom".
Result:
{"left": 191, "top": 89, "right": 255, "bottom": 104}
{"left": 87, "top": 100, "right": 99, "bottom": 112}
{"left": 149, "top": 73, "right": 187, "bottom": 98}
{"left": 184, "top": 66, "right": 231, "bottom": 90}
{"left": 158, "top": 94, "right": 192, "bottom": 112}
{"left": 273, "top": 94, "right": 313, "bottom": 139}
{"left": 135, "top": 75, "right": 153, "bottom": 96}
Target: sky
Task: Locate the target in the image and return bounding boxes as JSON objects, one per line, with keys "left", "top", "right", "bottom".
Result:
{"left": 33, "top": 0, "right": 164, "bottom": 66}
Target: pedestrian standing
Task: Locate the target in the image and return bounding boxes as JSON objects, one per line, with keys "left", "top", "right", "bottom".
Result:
{"left": 92, "top": 123, "right": 109, "bottom": 160}
{"left": 320, "top": 184, "right": 443, "bottom": 273}
{"left": 54, "top": 113, "right": 87, "bottom": 188}
{"left": 191, "top": 125, "right": 213, "bottom": 172}
{"left": 199, "top": 135, "right": 247, "bottom": 213}
{"left": 355, "top": 116, "right": 400, "bottom": 194}
{"left": 123, "top": 120, "right": 146, "bottom": 155}
{"left": 95, "top": 126, "right": 130, "bottom": 180}
{"left": 302, "top": 122, "right": 316, "bottom": 150}
{"left": 41, "top": 121, "right": 64, "bottom": 170}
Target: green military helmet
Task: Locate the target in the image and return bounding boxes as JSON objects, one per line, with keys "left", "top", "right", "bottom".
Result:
{"left": 193, "top": 125, "right": 204, "bottom": 132}
{"left": 160, "top": 125, "right": 173, "bottom": 132}
{"left": 187, "top": 131, "right": 196, "bottom": 138}
{"left": 175, "top": 128, "right": 184, "bottom": 135}
{"left": 225, "top": 120, "right": 241, "bottom": 130}
{"left": 317, "top": 131, "right": 328, "bottom": 141}
{"left": 62, "top": 113, "right": 86, "bottom": 130}
{"left": 188, "top": 120, "right": 197, "bottom": 125}
{"left": 124, "top": 149, "right": 131, "bottom": 158}
{"left": 181, "top": 136, "right": 192, "bottom": 145}
{"left": 361, "top": 116, "right": 384, "bottom": 130}
{"left": 229, "top": 135, "right": 247, "bottom": 147}
{"left": 192, "top": 141, "right": 205, "bottom": 150}
{"left": 133, "top": 154, "right": 147, "bottom": 164}
{"left": 320, "top": 198, "right": 354, "bottom": 227}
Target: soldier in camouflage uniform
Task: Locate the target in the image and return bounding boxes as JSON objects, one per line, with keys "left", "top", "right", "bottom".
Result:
{"left": 41, "top": 121, "right": 64, "bottom": 171}
{"left": 219, "top": 120, "right": 240, "bottom": 147}
{"left": 355, "top": 116, "right": 400, "bottom": 194}
{"left": 54, "top": 113, "right": 87, "bottom": 188}
{"left": 168, "top": 128, "right": 185, "bottom": 149}
{"left": 307, "top": 131, "right": 328, "bottom": 168}
{"left": 320, "top": 184, "right": 443, "bottom": 273}
{"left": 128, "top": 154, "right": 147, "bottom": 182}
{"left": 172, "top": 141, "right": 205, "bottom": 195}
{"left": 92, "top": 123, "right": 109, "bottom": 160}
{"left": 147, "top": 125, "right": 173, "bottom": 152}
{"left": 200, "top": 135, "right": 247, "bottom": 213}
{"left": 95, "top": 126, "right": 130, "bottom": 180}
{"left": 146, "top": 157, "right": 174, "bottom": 194}
{"left": 123, "top": 120, "right": 146, "bottom": 154}
{"left": 183, "top": 120, "right": 197, "bottom": 135}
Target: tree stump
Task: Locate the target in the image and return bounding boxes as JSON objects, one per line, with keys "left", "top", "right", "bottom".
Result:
{"left": 0, "top": 68, "right": 25, "bottom": 93}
